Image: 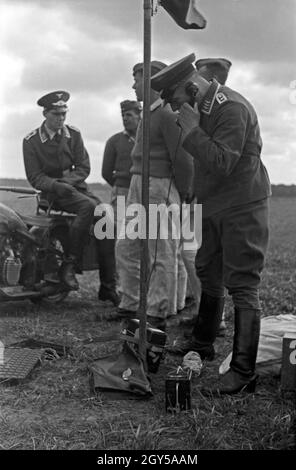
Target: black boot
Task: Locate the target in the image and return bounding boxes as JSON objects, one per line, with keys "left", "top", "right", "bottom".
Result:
{"left": 168, "top": 292, "right": 224, "bottom": 359}
{"left": 66, "top": 227, "right": 88, "bottom": 277}
{"left": 206, "top": 308, "right": 261, "bottom": 395}
{"left": 98, "top": 285, "right": 120, "bottom": 306}
{"left": 97, "top": 238, "right": 120, "bottom": 306}
{"left": 60, "top": 256, "right": 79, "bottom": 290}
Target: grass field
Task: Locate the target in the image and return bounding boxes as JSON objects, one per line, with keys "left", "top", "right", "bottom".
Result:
{"left": 0, "top": 192, "right": 295, "bottom": 450}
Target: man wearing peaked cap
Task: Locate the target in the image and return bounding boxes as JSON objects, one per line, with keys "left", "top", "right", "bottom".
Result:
{"left": 195, "top": 58, "right": 232, "bottom": 85}
{"left": 37, "top": 90, "right": 70, "bottom": 110}
{"left": 115, "top": 59, "right": 194, "bottom": 329}
{"left": 152, "top": 54, "right": 271, "bottom": 395}
{"left": 102, "top": 100, "right": 141, "bottom": 234}
{"left": 23, "top": 90, "right": 119, "bottom": 305}
{"left": 151, "top": 53, "right": 196, "bottom": 104}
{"left": 132, "top": 60, "right": 168, "bottom": 77}
{"left": 178, "top": 57, "right": 233, "bottom": 336}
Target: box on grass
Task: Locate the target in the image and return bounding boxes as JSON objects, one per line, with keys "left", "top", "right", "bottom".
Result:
{"left": 281, "top": 332, "right": 296, "bottom": 391}
{"left": 120, "top": 318, "right": 167, "bottom": 373}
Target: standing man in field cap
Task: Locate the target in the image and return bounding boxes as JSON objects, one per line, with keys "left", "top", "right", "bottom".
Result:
{"left": 116, "top": 60, "right": 193, "bottom": 330}
{"left": 23, "top": 91, "right": 119, "bottom": 305}
{"left": 195, "top": 57, "right": 232, "bottom": 85}
{"left": 102, "top": 99, "right": 142, "bottom": 234}
{"left": 151, "top": 54, "right": 271, "bottom": 394}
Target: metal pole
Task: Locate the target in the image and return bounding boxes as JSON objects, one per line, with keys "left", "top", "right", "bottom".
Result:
{"left": 138, "top": 0, "right": 152, "bottom": 370}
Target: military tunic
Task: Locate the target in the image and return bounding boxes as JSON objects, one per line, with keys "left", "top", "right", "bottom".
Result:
{"left": 102, "top": 130, "right": 136, "bottom": 234}
{"left": 23, "top": 122, "right": 91, "bottom": 194}
{"left": 182, "top": 80, "right": 271, "bottom": 309}
{"left": 102, "top": 130, "right": 135, "bottom": 189}
{"left": 183, "top": 82, "right": 271, "bottom": 216}
{"left": 22, "top": 121, "right": 117, "bottom": 292}
{"left": 23, "top": 121, "right": 97, "bottom": 257}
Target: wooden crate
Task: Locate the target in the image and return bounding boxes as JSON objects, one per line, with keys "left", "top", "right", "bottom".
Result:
{"left": 281, "top": 333, "right": 296, "bottom": 391}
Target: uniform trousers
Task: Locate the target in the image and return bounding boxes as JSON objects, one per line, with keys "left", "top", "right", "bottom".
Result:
{"left": 116, "top": 174, "right": 181, "bottom": 319}
{"left": 195, "top": 199, "right": 269, "bottom": 309}
{"left": 47, "top": 187, "right": 116, "bottom": 290}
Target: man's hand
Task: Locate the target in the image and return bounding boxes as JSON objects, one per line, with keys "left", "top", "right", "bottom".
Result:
{"left": 52, "top": 181, "right": 74, "bottom": 198}
{"left": 177, "top": 102, "right": 200, "bottom": 137}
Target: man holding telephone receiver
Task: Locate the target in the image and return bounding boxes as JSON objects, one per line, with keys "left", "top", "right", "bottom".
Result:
{"left": 151, "top": 54, "right": 271, "bottom": 395}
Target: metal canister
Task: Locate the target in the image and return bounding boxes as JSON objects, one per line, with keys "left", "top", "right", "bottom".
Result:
{"left": 165, "top": 367, "right": 192, "bottom": 413}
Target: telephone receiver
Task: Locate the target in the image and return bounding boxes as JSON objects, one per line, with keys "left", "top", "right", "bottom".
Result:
{"left": 176, "top": 81, "right": 199, "bottom": 127}
{"left": 185, "top": 81, "right": 199, "bottom": 98}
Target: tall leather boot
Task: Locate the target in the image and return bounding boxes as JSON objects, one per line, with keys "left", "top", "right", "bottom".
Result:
{"left": 168, "top": 292, "right": 225, "bottom": 359}
{"left": 60, "top": 227, "right": 86, "bottom": 290}
{"left": 60, "top": 255, "right": 79, "bottom": 290}
{"left": 210, "top": 308, "right": 261, "bottom": 395}
{"left": 97, "top": 238, "right": 120, "bottom": 306}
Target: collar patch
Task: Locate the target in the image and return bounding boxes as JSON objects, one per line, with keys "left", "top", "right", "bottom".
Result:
{"left": 39, "top": 124, "right": 70, "bottom": 143}
{"left": 150, "top": 97, "right": 163, "bottom": 112}
{"left": 216, "top": 92, "right": 228, "bottom": 105}
{"left": 200, "top": 79, "right": 220, "bottom": 115}
{"left": 64, "top": 126, "right": 71, "bottom": 138}
{"left": 39, "top": 125, "right": 48, "bottom": 143}
{"left": 123, "top": 130, "right": 136, "bottom": 143}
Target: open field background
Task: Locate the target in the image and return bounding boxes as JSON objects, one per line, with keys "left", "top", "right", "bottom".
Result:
{"left": 0, "top": 181, "right": 295, "bottom": 450}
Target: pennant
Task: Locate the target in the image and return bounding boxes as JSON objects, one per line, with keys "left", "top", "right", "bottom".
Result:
{"left": 160, "top": 0, "right": 207, "bottom": 30}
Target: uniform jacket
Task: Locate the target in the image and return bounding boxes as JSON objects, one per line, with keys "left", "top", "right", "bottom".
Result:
{"left": 102, "top": 131, "right": 135, "bottom": 189}
{"left": 23, "top": 122, "right": 90, "bottom": 193}
{"left": 183, "top": 80, "right": 271, "bottom": 216}
{"left": 130, "top": 98, "right": 193, "bottom": 199}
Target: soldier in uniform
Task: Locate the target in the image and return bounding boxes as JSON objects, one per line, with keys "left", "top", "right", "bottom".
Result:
{"left": 195, "top": 57, "right": 232, "bottom": 86}
{"left": 102, "top": 100, "right": 142, "bottom": 234}
{"left": 23, "top": 91, "right": 119, "bottom": 305}
{"left": 151, "top": 54, "right": 271, "bottom": 394}
{"left": 180, "top": 58, "right": 233, "bottom": 334}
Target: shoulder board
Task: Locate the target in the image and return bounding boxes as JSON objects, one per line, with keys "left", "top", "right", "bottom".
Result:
{"left": 24, "top": 129, "right": 37, "bottom": 141}
{"left": 67, "top": 124, "right": 80, "bottom": 133}
{"left": 216, "top": 92, "right": 228, "bottom": 105}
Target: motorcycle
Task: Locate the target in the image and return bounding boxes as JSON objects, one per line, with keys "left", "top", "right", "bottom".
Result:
{"left": 0, "top": 186, "right": 101, "bottom": 303}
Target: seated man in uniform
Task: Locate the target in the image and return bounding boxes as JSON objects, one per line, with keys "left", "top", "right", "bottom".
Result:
{"left": 23, "top": 91, "right": 119, "bottom": 306}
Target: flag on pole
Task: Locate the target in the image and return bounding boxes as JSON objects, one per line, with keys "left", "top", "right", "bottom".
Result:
{"left": 159, "top": 0, "right": 207, "bottom": 29}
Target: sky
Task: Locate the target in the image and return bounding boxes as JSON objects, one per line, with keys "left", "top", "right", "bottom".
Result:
{"left": 0, "top": 0, "right": 295, "bottom": 184}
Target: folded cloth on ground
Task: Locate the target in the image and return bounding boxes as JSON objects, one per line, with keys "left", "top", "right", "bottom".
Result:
{"left": 219, "top": 314, "right": 296, "bottom": 376}
{"left": 89, "top": 342, "right": 152, "bottom": 398}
